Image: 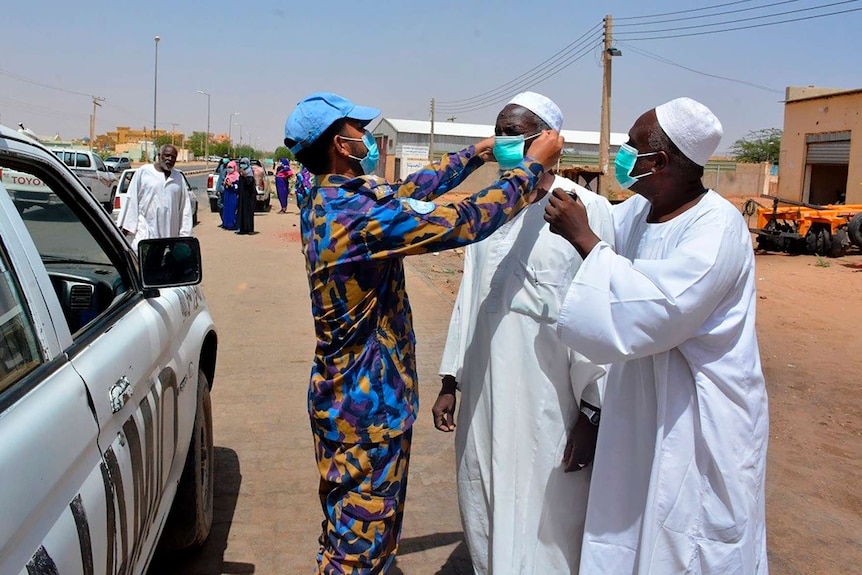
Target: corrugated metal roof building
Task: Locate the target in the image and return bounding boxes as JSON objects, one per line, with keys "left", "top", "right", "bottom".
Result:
{"left": 371, "top": 118, "right": 628, "bottom": 183}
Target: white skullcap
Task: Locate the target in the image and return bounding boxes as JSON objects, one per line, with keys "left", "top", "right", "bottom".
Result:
{"left": 508, "top": 91, "right": 563, "bottom": 131}
{"left": 655, "top": 97, "right": 723, "bottom": 166}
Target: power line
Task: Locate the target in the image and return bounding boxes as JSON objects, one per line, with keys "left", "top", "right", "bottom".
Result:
{"left": 616, "top": 0, "right": 760, "bottom": 21}
{"left": 616, "top": 0, "right": 805, "bottom": 26}
{"left": 0, "top": 94, "right": 88, "bottom": 120}
{"left": 616, "top": 0, "right": 859, "bottom": 36}
{"left": 0, "top": 68, "right": 94, "bottom": 98}
{"left": 437, "top": 21, "right": 602, "bottom": 108}
{"left": 618, "top": 42, "right": 784, "bottom": 94}
{"left": 436, "top": 40, "right": 601, "bottom": 114}
{"left": 618, "top": 4, "right": 862, "bottom": 40}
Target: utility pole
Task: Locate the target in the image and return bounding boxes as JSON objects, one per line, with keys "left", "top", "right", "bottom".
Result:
{"left": 228, "top": 112, "right": 239, "bottom": 157}
{"left": 598, "top": 14, "right": 614, "bottom": 197}
{"left": 153, "top": 36, "right": 160, "bottom": 139}
{"left": 170, "top": 122, "right": 180, "bottom": 146}
{"left": 197, "top": 90, "right": 211, "bottom": 166}
{"left": 89, "top": 96, "right": 104, "bottom": 151}
{"left": 429, "top": 98, "right": 436, "bottom": 163}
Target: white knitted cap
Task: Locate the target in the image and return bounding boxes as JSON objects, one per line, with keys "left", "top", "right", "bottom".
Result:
{"left": 508, "top": 91, "right": 563, "bottom": 131}
{"left": 655, "top": 97, "right": 723, "bottom": 166}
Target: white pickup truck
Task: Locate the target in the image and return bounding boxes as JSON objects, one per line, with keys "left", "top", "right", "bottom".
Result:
{"left": 0, "top": 123, "right": 219, "bottom": 573}
{"left": 0, "top": 166, "right": 65, "bottom": 212}
{"left": 206, "top": 159, "right": 271, "bottom": 213}
{"left": 49, "top": 148, "right": 118, "bottom": 211}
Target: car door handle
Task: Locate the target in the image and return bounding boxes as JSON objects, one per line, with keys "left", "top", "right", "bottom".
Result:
{"left": 109, "top": 376, "right": 134, "bottom": 413}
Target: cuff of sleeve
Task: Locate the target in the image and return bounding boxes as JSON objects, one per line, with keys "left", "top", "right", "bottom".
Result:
{"left": 522, "top": 159, "right": 544, "bottom": 179}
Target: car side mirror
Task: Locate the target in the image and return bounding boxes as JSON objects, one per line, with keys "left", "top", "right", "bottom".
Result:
{"left": 138, "top": 237, "right": 203, "bottom": 295}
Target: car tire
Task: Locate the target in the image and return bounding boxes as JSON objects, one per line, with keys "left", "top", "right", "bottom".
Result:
{"left": 104, "top": 186, "right": 117, "bottom": 212}
{"left": 849, "top": 213, "right": 862, "bottom": 248}
{"left": 159, "top": 370, "right": 214, "bottom": 551}
{"left": 193, "top": 206, "right": 199, "bottom": 227}
{"left": 209, "top": 198, "right": 219, "bottom": 213}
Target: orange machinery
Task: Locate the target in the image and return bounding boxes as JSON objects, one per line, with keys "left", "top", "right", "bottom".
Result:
{"left": 743, "top": 196, "right": 862, "bottom": 257}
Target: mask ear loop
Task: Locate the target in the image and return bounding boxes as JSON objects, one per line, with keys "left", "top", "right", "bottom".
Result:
{"left": 630, "top": 151, "right": 660, "bottom": 179}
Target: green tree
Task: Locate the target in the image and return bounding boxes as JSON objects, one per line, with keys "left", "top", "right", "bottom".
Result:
{"left": 185, "top": 131, "right": 208, "bottom": 157}
{"left": 729, "top": 128, "right": 782, "bottom": 164}
{"left": 273, "top": 146, "right": 294, "bottom": 161}
{"left": 154, "top": 134, "right": 174, "bottom": 148}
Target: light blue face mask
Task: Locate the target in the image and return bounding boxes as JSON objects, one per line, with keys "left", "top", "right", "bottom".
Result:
{"left": 494, "top": 132, "right": 541, "bottom": 170}
{"left": 342, "top": 131, "right": 380, "bottom": 175}
{"left": 614, "top": 143, "right": 658, "bottom": 189}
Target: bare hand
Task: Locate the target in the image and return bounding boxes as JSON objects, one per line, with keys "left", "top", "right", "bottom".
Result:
{"left": 432, "top": 375, "right": 458, "bottom": 432}
{"left": 543, "top": 188, "right": 600, "bottom": 258}
{"left": 475, "top": 136, "right": 496, "bottom": 163}
{"left": 562, "top": 412, "right": 599, "bottom": 472}
{"left": 525, "top": 130, "right": 564, "bottom": 171}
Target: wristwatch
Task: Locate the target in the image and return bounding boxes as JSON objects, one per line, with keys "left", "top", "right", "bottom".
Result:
{"left": 580, "top": 404, "right": 600, "bottom": 426}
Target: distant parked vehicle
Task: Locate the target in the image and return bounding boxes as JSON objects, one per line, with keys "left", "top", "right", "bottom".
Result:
{"left": 49, "top": 148, "right": 118, "bottom": 211}
{"left": 103, "top": 156, "right": 132, "bottom": 173}
{"left": 251, "top": 159, "right": 271, "bottom": 212}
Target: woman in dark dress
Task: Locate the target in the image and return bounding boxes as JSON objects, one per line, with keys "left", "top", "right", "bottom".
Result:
{"left": 221, "top": 160, "right": 240, "bottom": 230}
{"left": 236, "top": 157, "right": 256, "bottom": 235}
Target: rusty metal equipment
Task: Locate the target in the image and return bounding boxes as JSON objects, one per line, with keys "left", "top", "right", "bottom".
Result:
{"left": 743, "top": 196, "right": 862, "bottom": 257}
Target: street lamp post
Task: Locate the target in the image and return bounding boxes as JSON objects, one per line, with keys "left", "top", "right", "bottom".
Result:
{"left": 228, "top": 112, "right": 239, "bottom": 157}
{"left": 197, "top": 90, "right": 211, "bottom": 166}
{"left": 153, "top": 36, "right": 160, "bottom": 159}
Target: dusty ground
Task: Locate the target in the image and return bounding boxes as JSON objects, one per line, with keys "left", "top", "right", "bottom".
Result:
{"left": 151, "top": 192, "right": 862, "bottom": 574}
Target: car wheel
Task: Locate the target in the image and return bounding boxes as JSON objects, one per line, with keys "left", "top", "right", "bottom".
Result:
{"left": 159, "top": 370, "right": 213, "bottom": 551}
{"left": 209, "top": 198, "right": 219, "bottom": 213}
{"left": 193, "top": 206, "right": 199, "bottom": 227}
{"left": 849, "top": 213, "right": 862, "bottom": 248}
{"left": 104, "top": 186, "right": 117, "bottom": 212}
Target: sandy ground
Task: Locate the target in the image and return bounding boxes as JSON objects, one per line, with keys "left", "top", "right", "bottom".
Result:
{"left": 151, "top": 192, "right": 862, "bottom": 574}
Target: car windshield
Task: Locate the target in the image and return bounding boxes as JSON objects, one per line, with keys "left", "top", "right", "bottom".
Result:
{"left": 106, "top": 157, "right": 120, "bottom": 162}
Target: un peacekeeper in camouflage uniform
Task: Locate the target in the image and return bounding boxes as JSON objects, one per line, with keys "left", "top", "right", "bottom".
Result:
{"left": 283, "top": 91, "right": 563, "bottom": 574}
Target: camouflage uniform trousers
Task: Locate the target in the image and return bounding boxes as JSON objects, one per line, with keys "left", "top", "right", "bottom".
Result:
{"left": 313, "top": 429, "right": 412, "bottom": 574}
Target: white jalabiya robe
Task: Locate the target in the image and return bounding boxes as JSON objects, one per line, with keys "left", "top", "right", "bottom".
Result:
{"left": 439, "top": 176, "right": 614, "bottom": 575}
{"left": 118, "top": 164, "right": 192, "bottom": 250}
{"left": 558, "top": 191, "right": 769, "bottom": 575}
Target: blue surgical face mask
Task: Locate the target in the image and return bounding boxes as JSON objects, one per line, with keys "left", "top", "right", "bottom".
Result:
{"left": 342, "top": 131, "right": 380, "bottom": 175}
{"left": 494, "top": 132, "right": 541, "bottom": 170}
{"left": 614, "top": 143, "right": 658, "bottom": 189}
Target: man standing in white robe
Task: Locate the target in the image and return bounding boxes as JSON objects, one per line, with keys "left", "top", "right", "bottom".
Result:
{"left": 119, "top": 144, "right": 193, "bottom": 250}
{"left": 433, "top": 92, "right": 614, "bottom": 574}
{"left": 543, "top": 97, "right": 769, "bottom": 574}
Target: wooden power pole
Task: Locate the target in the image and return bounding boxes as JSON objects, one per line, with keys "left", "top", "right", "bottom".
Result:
{"left": 429, "top": 98, "right": 436, "bottom": 163}
{"left": 598, "top": 15, "right": 614, "bottom": 197}
{"left": 89, "top": 96, "right": 104, "bottom": 151}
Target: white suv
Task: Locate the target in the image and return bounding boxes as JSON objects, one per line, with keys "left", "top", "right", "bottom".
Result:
{"left": 0, "top": 124, "right": 218, "bottom": 573}
{"left": 49, "top": 148, "right": 118, "bottom": 211}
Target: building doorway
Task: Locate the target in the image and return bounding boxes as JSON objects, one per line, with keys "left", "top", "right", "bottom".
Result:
{"left": 804, "top": 131, "right": 850, "bottom": 205}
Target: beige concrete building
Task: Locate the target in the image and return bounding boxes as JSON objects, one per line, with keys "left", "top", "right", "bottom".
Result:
{"left": 779, "top": 86, "right": 862, "bottom": 205}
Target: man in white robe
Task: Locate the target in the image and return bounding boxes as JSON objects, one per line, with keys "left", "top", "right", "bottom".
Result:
{"left": 433, "top": 92, "right": 614, "bottom": 574}
{"left": 119, "top": 144, "right": 193, "bottom": 250}
{"left": 543, "top": 97, "right": 769, "bottom": 574}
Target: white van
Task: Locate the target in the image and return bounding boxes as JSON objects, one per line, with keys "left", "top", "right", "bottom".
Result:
{"left": 49, "top": 148, "right": 118, "bottom": 211}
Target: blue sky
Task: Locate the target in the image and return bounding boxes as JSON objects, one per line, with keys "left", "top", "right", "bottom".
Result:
{"left": 3, "top": 0, "right": 861, "bottom": 152}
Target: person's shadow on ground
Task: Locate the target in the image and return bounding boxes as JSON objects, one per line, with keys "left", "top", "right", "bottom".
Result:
{"left": 390, "top": 532, "right": 472, "bottom": 574}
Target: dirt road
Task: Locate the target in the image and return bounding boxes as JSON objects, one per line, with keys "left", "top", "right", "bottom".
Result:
{"left": 151, "top": 197, "right": 862, "bottom": 574}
